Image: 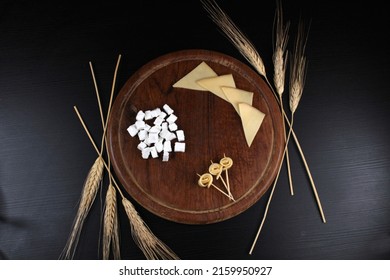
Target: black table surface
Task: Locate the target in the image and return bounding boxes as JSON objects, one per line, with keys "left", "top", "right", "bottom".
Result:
{"left": 1, "top": 0, "right": 389, "bottom": 260}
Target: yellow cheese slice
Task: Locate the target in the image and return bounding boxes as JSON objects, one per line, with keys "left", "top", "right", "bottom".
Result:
{"left": 238, "top": 103, "right": 265, "bottom": 147}
{"left": 221, "top": 86, "right": 254, "bottom": 115}
{"left": 172, "top": 61, "right": 217, "bottom": 91}
{"left": 196, "top": 74, "right": 236, "bottom": 101}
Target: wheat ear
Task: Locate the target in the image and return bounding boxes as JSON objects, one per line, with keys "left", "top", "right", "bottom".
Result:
{"left": 60, "top": 156, "right": 104, "bottom": 259}
{"left": 73, "top": 106, "right": 180, "bottom": 260}
{"left": 90, "top": 55, "right": 122, "bottom": 259}
{"left": 102, "top": 183, "right": 120, "bottom": 259}
{"left": 201, "top": 0, "right": 267, "bottom": 78}
{"left": 121, "top": 198, "right": 179, "bottom": 260}
{"left": 202, "top": 0, "right": 324, "bottom": 221}
{"left": 272, "top": 0, "right": 294, "bottom": 196}
{"left": 288, "top": 21, "right": 326, "bottom": 224}
{"left": 249, "top": 1, "right": 292, "bottom": 254}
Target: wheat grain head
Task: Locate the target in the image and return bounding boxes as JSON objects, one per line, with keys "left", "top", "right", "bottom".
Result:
{"left": 273, "top": 0, "right": 290, "bottom": 96}
{"left": 60, "top": 156, "right": 104, "bottom": 259}
{"left": 121, "top": 198, "right": 180, "bottom": 260}
{"left": 201, "top": 0, "right": 267, "bottom": 78}
{"left": 289, "top": 20, "right": 309, "bottom": 114}
{"left": 102, "top": 183, "right": 120, "bottom": 259}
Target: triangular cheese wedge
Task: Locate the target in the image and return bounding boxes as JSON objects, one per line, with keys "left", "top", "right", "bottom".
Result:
{"left": 196, "top": 74, "right": 236, "bottom": 101}
{"left": 221, "top": 86, "right": 254, "bottom": 115}
{"left": 238, "top": 103, "right": 265, "bottom": 147}
{"left": 172, "top": 61, "right": 217, "bottom": 91}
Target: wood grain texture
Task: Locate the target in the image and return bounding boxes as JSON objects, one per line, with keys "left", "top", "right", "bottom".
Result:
{"left": 107, "top": 50, "right": 284, "bottom": 224}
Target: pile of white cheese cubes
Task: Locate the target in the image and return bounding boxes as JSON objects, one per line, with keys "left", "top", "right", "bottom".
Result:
{"left": 127, "top": 104, "right": 185, "bottom": 162}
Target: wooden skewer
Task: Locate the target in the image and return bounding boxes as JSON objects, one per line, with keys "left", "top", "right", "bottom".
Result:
{"left": 209, "top": 162, "right": 234, "bottom": 201}
{"left": 197, "top": 173, "right": 232, "bottom": 200}
{"left": 220, "top": 154, "right": 234, "bottom": 200}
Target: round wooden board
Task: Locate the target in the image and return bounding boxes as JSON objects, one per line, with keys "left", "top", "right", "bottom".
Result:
{"left": 107, "top": 49, "right": 284, "bottom": 224}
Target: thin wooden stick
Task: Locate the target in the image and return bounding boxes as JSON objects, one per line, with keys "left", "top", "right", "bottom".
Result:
{"left": 197, "top": 173, "right": 233, "bottom": 200}
{"left": 273, "top": 0, "right": 294, "bottom": 196}
{"left": 201, "top": 0, "right": 325, "bottom": 222}
{"left": 74, "top": 106, "right": 180, "bottom": 260}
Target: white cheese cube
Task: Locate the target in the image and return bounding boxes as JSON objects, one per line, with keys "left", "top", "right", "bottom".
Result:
{"left": 155, "top": 138, "right": 164, "bottom": 153}
{"left": 147, "top": 132, "right": 159, "bottom": 144}
{"left": 136, "top": 110, "right": 145, "bottom": 121}
{"left": 163, "top": 104, "right": 174, "bottom": 115}
{"left": 141, "top": 148, "right": 151, "bottom": 159}
{"left": 137, "top": 142, "right": 147, "bottom": 150}
{"left": 149, "top": 125, "right": 161, "bottom": 134}
{"left": 176, "top": 130, "right": 185, "bottom": 141}
{"left": 153, "top": 116, "right": 165, "bottom": 126}
{"left": 159, "top": 128, "right": 171, "bottom": 140}
{"left": 166, "top": 114, "right": 178, "bottom": 124}
{"left": 161, "top": 122, "right": 168, "bottom": 130}
{"left": 168, "top": 122, "right": 178, "bottom": 131}
{"left": 158, "top": 111, "right": 167, "bottom": 119}
{"left": 162, "top": 152, "right": 170, "bottom": 162}
{"left": 151, "top": 108, "right": 161, "bottom": 118}
{"left": 143, "top": 124, "right": 151, "bottom": 132}
{"left": 174, "top": 142, "right": 186, "bottom": 152}
{"left": 167, "top": 132, "right": 176, "bottom": 141}
{"left": 150, "top": 146, "right": 158, "bottom": 158}
{"left": 144, "top": 110, "right": 153, "bottom": 120}
{"left": 163, "top": 140, "right": 172, "bottom": 152}
{"left": 135, "top": 120, "right": 146, "bottom": 130}
{"left": 127, "top": 124, "right": 138, "bottom": 137}
{"left": 138, "top": 129, "right": 148, "bottom": 141}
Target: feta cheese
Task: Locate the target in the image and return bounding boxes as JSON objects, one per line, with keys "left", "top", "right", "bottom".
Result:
{"left": 166, "top": 114, "right": 178, "bottom": 124}
{"left": 168, "top": 122, "right": 178, "bottom": 131}
{"left": 163, "top": 140, "right": 172, "bottom": 152}
{"left": 176, "top": 130, "right": 185, "bottom": 141}
{"left": 163, "top": 104, "right": 174, "bottom": 115}
{"left": 153, "top": 116, "right": 164, "bottom": 126}
{"left": 136, "top": 110, "right": 145, "bottom": 121}
{"left": 135, "top": 120, "right": 146, "bottom": 130}
{"left": 174, "top": 142, "right": 185, "bottom": 152}
{"left": 147, "top": 132, "right": 159, "bottom": 144}
{"left": 127, "top": 104, "right": 185, "bottom": 161}
{"left": 138, "top": 129, "right": 148, "bottom": 141}
{"left": 150, "top": 146, "right": 158, "bottom": 158}
{"left": 162, "top": 152, "right": 170, "bottom": 162}
{"left": 137, "top": 142, "right": 147, "bottom": 150}
{"left": 127, "top": 124, "right": 138, "bottom": 137}
{"left": 144, "top": 110, "right": 153, "bottom": 120}
{"left": 141, "top": 148, "right": 151, "bottom": 159}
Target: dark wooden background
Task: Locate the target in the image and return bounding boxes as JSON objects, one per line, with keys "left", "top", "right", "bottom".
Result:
{"left": 0, "top": 0, "right": 389, "bottom": 260}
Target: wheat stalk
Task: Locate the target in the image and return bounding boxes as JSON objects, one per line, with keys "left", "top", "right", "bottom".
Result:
{"left": 250, "top": 0, "right": 294, "bottom": 255}
{"left": 73, "top": 105, "right": 180, "bottom": 260}
{"left": 201, "top": 0, "right": 267, "bottom": 78}
{"left": 102, "top": 183, "right": 120, "bottom": 259}
{"left": 272, "top": 0, "right": 294, "bottom": 196}
{"left": 287, "top": 20, "right": 326, "bottom": 224}
{"left": 200, "top": 0, "right": 315, "bottom": 186}
{"left": 202, "top": 0, "right": 327, "bottom": 255}
{"left": 90, "top": 55, "right": 123, "bottom": 259}
{"left": 121, "top": 198, "right": 179, "bottom": 260}
{"left": 60, "top": 156, "right": 104, "bottom": 259}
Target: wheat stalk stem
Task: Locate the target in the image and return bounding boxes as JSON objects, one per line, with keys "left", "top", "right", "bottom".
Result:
{"left": 60, "top": 155, "right": 104, "bottom": 259}
{"left": 273, "top": 0, "right": 294, "bottom": 196}
{"left": 202, "top": 0, "right": 325, "bottom": 224}
{"left": 201, "top": 0, "right": 267, "bottom": 78}
{"left": 102, "top": 183, "right": 118, "bottom": 259}
{"left": 73, "top": 105, "right": 179, "bottom": 259}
